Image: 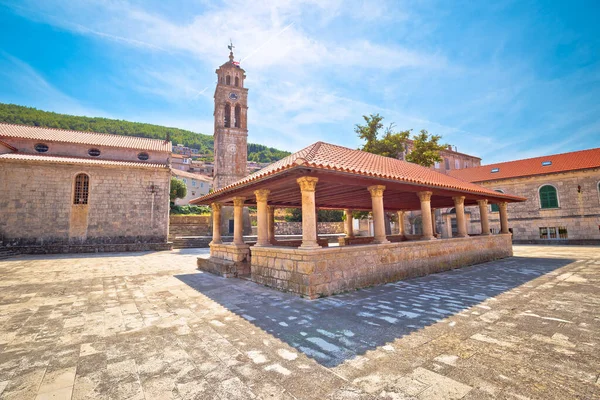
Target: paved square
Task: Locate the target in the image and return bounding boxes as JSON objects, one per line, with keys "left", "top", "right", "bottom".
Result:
{"left": 0, "top": 245, "right": 598, "bottom": 399}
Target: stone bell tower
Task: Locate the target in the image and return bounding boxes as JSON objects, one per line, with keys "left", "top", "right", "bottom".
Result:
{"left": 213, "top": 44, "right": 251, "bottom": 235}
{"left": 213, "top": 45, "right": 248, "bottom": 189}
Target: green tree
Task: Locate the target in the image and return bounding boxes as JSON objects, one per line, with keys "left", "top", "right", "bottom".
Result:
{"left": 355, "top": 114, "right": 410, "bottom": 158}
{"left": 405, "top": 129, "right": 447, "bottom": 167}
{"left": 170, "top": 178, "right": 187, "bottom": 202}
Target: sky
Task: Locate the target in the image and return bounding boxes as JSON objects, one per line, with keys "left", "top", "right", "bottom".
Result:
{"left": 0, "top": 0, "right": 599, "bottom": 163}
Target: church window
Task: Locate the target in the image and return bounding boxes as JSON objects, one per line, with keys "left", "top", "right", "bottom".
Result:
{"left": 226, "top": 75, "right": 231, "bottom": 85}
{"left": 224, "top": 104, "right": 231, "bottom": 127}
{"left": 234, "top": 104, "right": 241, "bottom": 128}
{"left": 444, "top": 158, "right": 450, "bottom": 170}
{"left": 34, "top": 143, "right": 49, "bottom": 153}
{"left": 235, "top": 76, "right": 239, "bottom": 87}
{"left": 138, "top": 152, "right": 149, "bottom": 161}
{"left": 490, "top": 189, "right": 504, "bottom": 212}
{"left": 73, "top": 173, "right": 89, "bottom": 205}
{"left": 88, "top": 148, "right": 101, "bottom": 157}
{"left": 539, "top": 185, "right": 559, "bottom": 209}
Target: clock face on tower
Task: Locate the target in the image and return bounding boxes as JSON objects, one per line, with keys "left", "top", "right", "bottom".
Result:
{"left": 228, "top": 92, "right": 239, "bottom": 101}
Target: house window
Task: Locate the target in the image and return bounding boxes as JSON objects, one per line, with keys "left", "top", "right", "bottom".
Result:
{"left": 490, "top": 189, "right": 504, "bottom": 212}
{"left": 200, "top": 182, "right": 204, "bottom": 188}
{"left": 539, "top": 185, "right": 559, "bottom": 209}
{"left": 540, "top": 226, "right": 568, "bottom": 240}
{"left": 455, "top": 159, "right": 460, "bottom": 169}
{"left": 192, "top": 191, "right": 196, "bottom": 196}
{"left": 138, "top": 152, "right": 149, "bottom": 161}
{"left": 182, "top": 178, "right": 187, "bottom": 184}
{"left": 34, "top": 143, "right": 49, "bottom": 153}
{"left": 434, "top": 161, "right": 440, "bottom": 169}
{"left": 73, "top": 174, "right": 89, "bottom": 205}
{"left": 192, "top": 180, "right": 196, "bottom": 187}
{"left": 444, "top": 158, "right": 450, "bottom": 170}
{"left": 558, "top": 226, "right": 568, "bottom": 239}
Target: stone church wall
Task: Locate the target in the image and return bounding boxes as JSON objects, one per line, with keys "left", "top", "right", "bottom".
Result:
{"left": 465, "top": 168, "right": 600, "bottom": 244}
{"left": 0, "top": 161, "right": 171, "bottom": 252}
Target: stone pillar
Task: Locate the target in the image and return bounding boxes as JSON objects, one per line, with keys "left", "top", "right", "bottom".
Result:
{"left": 344, "top": 209, "right": 354, "bottom": 238}
{"left": 453, "top": 196, "right": 468, "bottom": 237}
{"left": 499, "top": 202, "right": 510, "bottom": 234}
{"left": 397, "top": 211, "right": 405, "bottom": 236}
{"left": 254, "top": 189, "right": 271, "bottom": 247}
{"left": 297, "top": 177, "right": 320, "bottom": 249}
{"left": 417, "top": 191, "right": 435, "bottom": 240}
{"left": 232, "top": 197, "right": 245, "bottom": 245}
{"left": 368, "top": 185, "right": 390, "bottom": 244}
{"left": 477, "top": 199, "right": 490, "bottom": 235}
{"left": 431, "top": 208, "right": 437, "bottom": 237}
{"left": 210, "top": 202, "right": 222, "bottom": 244}
{"left": 267, "top": 206, "right": 276, "bottom": 244}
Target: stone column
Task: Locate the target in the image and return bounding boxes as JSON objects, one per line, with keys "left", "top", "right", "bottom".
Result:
{"left": 397, "top": 211, "right": 405, "bottom": 236}
{"left": 232, "top": 197, "right": 245, "bottom": 245}
{"left": 477, "top": 199, "right": 490, "bottom": 235}
{"left": 210, "top": 202, "right": 222, "bottom": 244}
{"left": 254, "top": 189, "right": 271, "bottom": 247}
{"left": 431, "top": 208, "right": 437, "bottom": 237}
{"left": 297, "top": 177, "right": 320, "bottom": 249}
{"left": 368, "top": 185, "right": 390, "bottom": 244}
{"left": 267, "top": 206, "right": 276, "bottom": 244}
{"left": 453, "top": 196, "right": 468, "bottom": 237}
{"left": 344, "top": 209, "right": 354, "bottom": 238}
{"left": 417, "top": 191, "right": 435, "bottom": 240}
{"left": 499, "top": 202, "right": 510, "bottom": 234}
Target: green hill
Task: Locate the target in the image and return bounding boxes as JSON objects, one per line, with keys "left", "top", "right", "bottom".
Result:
{"left": 0, "top": 103, "right": 291, "bottom": 163}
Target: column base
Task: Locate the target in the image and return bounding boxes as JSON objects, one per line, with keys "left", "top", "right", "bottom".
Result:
{"left": 299, "top": 242, "right": 321, "bottom": 249}
{"left": 233, "top": 242, "right": 249, "bottom": 248}
{"left": 456, "top": 234, "right": 469, "bottom": 238}
{"left": 480, "top": 232, "right": 490, "bottom": 236}
{"left": 254, "top": 242, "right": 272, "bottom": 247}
{"left": 209, "top": 240, "right": 223, "bottom": 245}
{"left": 421, "top": 235, "right": 436, "bottom": 240}
{"left": 373, "top": 239, "right": 390, "bottom": 244}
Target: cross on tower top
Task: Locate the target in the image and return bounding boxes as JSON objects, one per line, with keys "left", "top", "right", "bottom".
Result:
{"left": 228, "top": 39, "right": 235, "bottom": 62}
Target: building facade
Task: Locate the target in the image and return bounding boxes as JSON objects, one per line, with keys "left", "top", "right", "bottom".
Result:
{"left": 0, "top": 123, "right": 172, "bottom": 253}
{"left": 450, "top": 148, "right": 600, "bottom": 244}
{"left": 401, "top": 143, "right": 481, "bottom": 174}
{"left": 172, "top": 169, "right": 212, "bottom": 205}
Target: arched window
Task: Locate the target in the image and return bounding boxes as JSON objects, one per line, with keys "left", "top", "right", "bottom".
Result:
{"left": 490, "top": 189, "right": 504, "bottom": 212}
{"left": 73, "top": 174, "right": 89, "bottom": 205}
{"left": 234, "top": 104, "right": 241, "bottom": 128}
{"left": 224, "top": 103, "right": 231, "bottom": 127}
{"left": 539, "top": 185, "right": 559, "bottom": 209}
{"left": 226, "top": 75, "right": 231, "bottom": 85}
{"left": 235, "top": 76, "right": 239, "bottom": 87}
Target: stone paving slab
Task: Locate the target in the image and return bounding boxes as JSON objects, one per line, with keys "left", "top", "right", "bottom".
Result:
{"left": 0, "top": 245, "right": 599, "bottom": 399}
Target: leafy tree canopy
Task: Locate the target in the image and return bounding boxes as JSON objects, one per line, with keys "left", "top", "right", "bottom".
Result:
{"left": 405, "top": 129, "right": 446, "bottom": 167}
{"left": 170, "top": 177, "right": 187, "bottom": 201}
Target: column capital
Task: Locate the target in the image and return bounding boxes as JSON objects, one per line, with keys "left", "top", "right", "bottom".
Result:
{"left": 367, "top": 185, "right": 386, "bottom": 198}
{"left": 498, "top": 201, "right": 508, "bottom": 211}
{"left": 417, "top": 191, "right": 433, "bottom": 202}
{"left": 253, "top": 189, "right": 270, "bottom": 202}
{"left": 476, "top": 199, "right": 488, "bottom": 207}
{"left": 452, "top": 196, "right": 466, "bottom": 205}
{"left": 297, "top": 176, "right": 319, "bottom": 192}
{"left": 232, "top": 197, "right": 245, "bottom": 207}
{"left": 211, "top": 202, "right": 222, "bottom": 212}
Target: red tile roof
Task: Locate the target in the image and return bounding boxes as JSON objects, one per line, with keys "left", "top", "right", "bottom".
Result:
{"left": 449, "top": 147, "right": 600, "bottom": 182}
{"left": 171, "top": 169, "right": 212, "bottom": 181}
{"left": 201, "top": 142, "right": 525, "bottom": 202}
{"left": 0, "top": 123, "right": 172, "bottom": 152}
{"left": 0, "top": 153, "right": 169, "bottom": 169}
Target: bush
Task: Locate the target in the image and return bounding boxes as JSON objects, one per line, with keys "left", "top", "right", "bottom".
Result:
{"left": 170, "top": 205, "right": 211, "bottom": 215}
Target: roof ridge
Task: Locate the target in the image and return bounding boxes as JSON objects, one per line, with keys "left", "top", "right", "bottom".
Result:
{"left": 476, "top": 147, "right": 600, "bottom": 168}
{"left": 0, "top": 122, "right": 169, "bottom": 143}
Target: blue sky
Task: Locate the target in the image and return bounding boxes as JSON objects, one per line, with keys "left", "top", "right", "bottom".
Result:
{"left": 0, "top": 0, "right": 598, "bottom": 163}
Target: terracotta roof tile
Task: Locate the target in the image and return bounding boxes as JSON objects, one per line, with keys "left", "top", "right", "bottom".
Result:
{"left": 0, "top": 153, "right": 168, "bottom": 169}
{"left": 0, "top": 123, "right": 172, "bottom": 152}
{"left": 203, "top": 142, "right": 525, "bottom": 201}
{"left": 449, "top": 147, "right": 600, "bottom": 182}
{"left": 171, "top": 169, "right": 212, "bottom": 181}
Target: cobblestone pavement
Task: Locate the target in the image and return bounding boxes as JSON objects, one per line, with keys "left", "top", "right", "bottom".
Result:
{"left": 0, "top": 245, "right": 598, "bottom": 399}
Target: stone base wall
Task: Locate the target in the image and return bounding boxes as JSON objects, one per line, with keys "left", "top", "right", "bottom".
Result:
{"left": 169, "top": 215, "right": 211, "bottom": 239}
{"left": 6, "top": 242, "right": 172, "bottom": 255}
{"left": 250, "top": 234, "right": 512, "bottom": 299}
{"left": 275, "top": 222, "right": 344, "bottom": 235}
{"left": 200, "top": 243, "right": 251, "bottom": 277}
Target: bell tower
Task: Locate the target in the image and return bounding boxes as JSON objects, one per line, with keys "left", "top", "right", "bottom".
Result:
{"left": 213, "top": 44, "right": 248, "bottom": 190}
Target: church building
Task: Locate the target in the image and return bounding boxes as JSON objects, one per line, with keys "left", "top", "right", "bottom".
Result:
{"left": 0, "top": 124, "right": 172, "bottom": 253}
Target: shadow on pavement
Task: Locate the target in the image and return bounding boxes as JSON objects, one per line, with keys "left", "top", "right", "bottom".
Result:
{"left": 176, "top": 255, "right": 572, "bottom": 367}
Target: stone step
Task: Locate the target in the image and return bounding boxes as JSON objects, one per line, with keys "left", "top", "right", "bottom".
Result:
{"left": 0, "top": 248, "right": 18, "bottom": 259}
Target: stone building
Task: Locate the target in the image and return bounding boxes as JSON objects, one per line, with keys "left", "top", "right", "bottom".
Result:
{"left": 401, "top": 142, "right": 481, "bottom": 174}
{"left": 171, "top": 153, "right": 192, "bottom": 171}
{"left": 172, "top": 169, "right": 212, "bottom": 205}
{"left": 0, "top": 123, "right": 172, "bottom": 253}
{"left": 449, "top": 148, "right": 600, "bottom": 244}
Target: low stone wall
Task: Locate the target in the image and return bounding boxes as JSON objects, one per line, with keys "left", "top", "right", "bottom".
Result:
{"left": 6, "top": 242, "right": 172, "bottom": 255}
{"left": 198, "top": 243, "right": 250, "bottom": 277}
{"left": 250, "top": 234, "right": 513, "bottom": 299}
{"left": 169, "top": 215, "right": 211, "bottom": 238}
{"left": 275, "top": 222, "right": 344, "bottom": 235}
